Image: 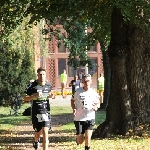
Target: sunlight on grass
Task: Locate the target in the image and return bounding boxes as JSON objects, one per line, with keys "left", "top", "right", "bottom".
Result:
{"left": 62, "top": 122, "right": 75, "bottom": 130}
{"left": 60, "top": 110, "right": 106, "bottom": 131}
{"left": 95, "top": 110, "right": 106, "bottom": 126}
{"left": 50, "top": 107, "right": 150, "bottom": 150}
{"left": 1, "top": 105, "right": 150, "bottom": 150}
{"left": 0, "top": 115, "right": 30, "bottom": 131}
{"left": 50, "top": 137, "right": 150, "bottom": 150}
{"left": 0, "top": 103, "right": 30, "bottom": 131}
{"left": 51, "top": 106, "right": 72, "bottom": 115}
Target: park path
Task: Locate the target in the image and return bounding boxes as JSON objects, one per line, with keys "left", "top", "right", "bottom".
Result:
{"left": 1, "top": 95, "right": 76, "bottom": 150}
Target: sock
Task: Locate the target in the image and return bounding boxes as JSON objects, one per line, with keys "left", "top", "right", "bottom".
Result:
{"left": 85, "top": 146, "right": 90, "bottom": 150}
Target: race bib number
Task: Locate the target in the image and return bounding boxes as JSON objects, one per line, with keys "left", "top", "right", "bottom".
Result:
{"left": 79, "top": 94, "right": 93, "bottom": 109}
{"left": 37, "top": 113, "right": 49, "bottom": 122}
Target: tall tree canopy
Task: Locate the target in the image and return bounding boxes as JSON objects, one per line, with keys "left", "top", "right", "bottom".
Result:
{"left": 1, "top": 0, "right": 150, "bottom": 137}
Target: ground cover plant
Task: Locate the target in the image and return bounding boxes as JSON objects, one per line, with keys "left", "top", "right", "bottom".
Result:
{"left": 0, "top": 103, "right": 31, "bottom": 132}
{"left": 49, "top": 107, "right": 150, "bottom": 150}
{"left": 0, "top": 104, "right": 150, "bottom": 149}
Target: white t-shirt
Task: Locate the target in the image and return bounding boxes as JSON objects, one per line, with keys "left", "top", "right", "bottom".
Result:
{"left": 72, "top": 87, "right": 100, "bottom": 121}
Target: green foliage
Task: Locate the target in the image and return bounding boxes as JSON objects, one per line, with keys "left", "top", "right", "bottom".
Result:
{"left": 23, "top": 0, "right": 150, "bottom": 51}
{"left": 0, "top": 16, "right": 36, "bottom": 104}
{"left": 110, "top": 0, "right": 150, "bottom": 28}
{"left": 3, "top": 0, "right": 150, "bottom": 71}
{"left": 0, "top": 0, "right": 31, "bottom": 36}
{"left": 41, "top": 19, "right": 96, "bottom": 69}
{"left": 37, "top": 19, "right": 49, "bottom": 58}
{"left": 23, "top": 0, "right": 112, "bottom": 67}
{"left": 2, "top": 0, "right": 150, "bottom": 47}
{"left": 63, "top": 21, "right": 95, "bottom": 69}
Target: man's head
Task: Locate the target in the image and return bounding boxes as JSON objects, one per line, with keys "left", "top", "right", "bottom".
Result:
{"left": 63, "top": 69, "right": 66, "bottom": 74}
{"left": 74, "top": 75, "right": 78, "bottom": 80}
{"left": 100, "top": 73, "right": 104, "bottom": 77}
{"left": 37, "top": 67, "right": 46, "bottom": 84}
{"left": 82, "top": 74, "right": 92, "bottom": 89}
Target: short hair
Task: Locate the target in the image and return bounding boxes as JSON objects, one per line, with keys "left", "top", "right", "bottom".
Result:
{"left": 100, "top": 73, "right": 104, "bottom": 76}
{"left": 37, "top": 67, "right": 46, "bottom": 73}
{"left": 82, "top": 74, "right": 91, "bottom": 80}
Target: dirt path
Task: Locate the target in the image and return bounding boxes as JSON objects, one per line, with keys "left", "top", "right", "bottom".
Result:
{"left": 0, "top": 95, "right": 77, "bottom": 150}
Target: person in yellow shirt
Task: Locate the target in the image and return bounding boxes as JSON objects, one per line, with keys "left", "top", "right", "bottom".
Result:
{"left": 98, "top": 73, "right": 104, "bottom": 104}
{"left": 60, "top": 69, "right": 67, "bottom": 98}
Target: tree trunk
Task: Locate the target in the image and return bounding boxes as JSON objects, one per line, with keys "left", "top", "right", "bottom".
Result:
{"left": 93, "top": 7, "right": 150, "bottom": 138}
{"left": 98, "top": 47, "right": 111, "bottom": 110}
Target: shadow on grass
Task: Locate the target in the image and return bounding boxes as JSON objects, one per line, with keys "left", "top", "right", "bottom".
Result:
{"left": 0, "top": 113, "right": 75, "bottom": 149}
{"left": 0, "top": 115, "right": 30, "bottom": 134}
{"left": 51, "top": 113, "right": 73, "bottom": 126}
{"left": 0, "top": 129, "right": 75, "bottom": 143}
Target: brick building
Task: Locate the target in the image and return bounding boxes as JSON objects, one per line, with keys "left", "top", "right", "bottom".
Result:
{"left": 34, "top": 25, "right": 103, "bottom": 90}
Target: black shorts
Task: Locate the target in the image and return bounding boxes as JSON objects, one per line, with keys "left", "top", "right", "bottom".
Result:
{"left": 74, "top": 119, "right": 95, "bottom": 135}
{"left": 32, "top": 113, "right": 51, "bottom": 132}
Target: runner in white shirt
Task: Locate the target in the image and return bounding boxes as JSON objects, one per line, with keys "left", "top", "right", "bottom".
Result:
{"left": 71, "top": 74, "right": 100, "bottom": 150}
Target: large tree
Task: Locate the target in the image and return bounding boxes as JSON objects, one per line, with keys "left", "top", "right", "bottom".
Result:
{"left": 94, "top": 7, "right": 150, "bottom": 137}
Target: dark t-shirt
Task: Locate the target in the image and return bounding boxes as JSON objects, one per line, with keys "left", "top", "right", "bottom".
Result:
{"left": 25, "top": 80, "right": 52, "bottom": 114}
{"left": 71, "top": 80, "right": 76, "bottom": 94}
{"left": 70, "top": 80, "right": 80, "bottom": 94}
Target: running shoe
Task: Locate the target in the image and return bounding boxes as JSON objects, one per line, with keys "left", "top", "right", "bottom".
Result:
{"left": 33, "top": 141, "right": 39, "bottom": 149}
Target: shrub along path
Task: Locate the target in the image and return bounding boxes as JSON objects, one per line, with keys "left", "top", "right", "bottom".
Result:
{"left": 0, "top": 95, "right": 78, "bottom": 150}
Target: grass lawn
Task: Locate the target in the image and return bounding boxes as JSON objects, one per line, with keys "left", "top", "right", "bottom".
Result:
{"left": 0, "top": 103, "right": 31, "bottom": 132}
{"left": 0, "top": 105, "right": 150, "bottom": 149}
{"left": 50, "top": 106, "right": 150, "bottom": 150}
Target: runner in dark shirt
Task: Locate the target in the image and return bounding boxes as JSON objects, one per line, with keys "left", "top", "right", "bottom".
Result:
{"left": 23, "top": 67, "right": 54, "bottom": 150}
{"left": 69, "top": 75, "right": 80, "bottom": 95}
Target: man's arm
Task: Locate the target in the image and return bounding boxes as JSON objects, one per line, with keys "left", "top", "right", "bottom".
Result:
{"left": 69, "top": 80, "right": 73, "bottom": 87}
{"left": 70, "top": 92, "right": 77, "bottom": 116}
{"left": 71, "top": 99, "right": 76, "bottom": 109}
{"left": 65, "top": 74, "right": 67, "bottom": 84}
{"left": 92, "top": 102, "right": 100, "bottom": 111}
{"left": 71, "top": 98, "right": 76, "bottom": 117}
{"left": 23, "top": 93, "right": 39, "bottom": 102}
{"left": 48, "top": 92, "right": 55, "bottom": 99}
{"left": 92, "top": 93, "right": 100, "bottom": 111}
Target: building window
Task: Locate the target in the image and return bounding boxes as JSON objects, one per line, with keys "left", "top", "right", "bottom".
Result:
{"left": 58, "top": 58, "right": 75, "bottom": 77}
{"left": 68, "top": 65, "right": 75, "bottom": 77}
{"left": 88, "top": 58, "right": 98, "bottom": 77}
{"left": 58, "top": 40, "right": 66, "bottom": 53}
{"left": 58, "top": 32, "right": 68, "bottom": 53}
{"left": 89, "top": 45, "right": 96, "bottom": 51}
{"left": 58, "top": 59, "right": 66, "bottom": 75}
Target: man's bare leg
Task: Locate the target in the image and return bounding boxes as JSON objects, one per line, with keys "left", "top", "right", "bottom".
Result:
{"left": 76, "top": 134, "right": 84, "bottom": 144}
{"left": 85, "top": 130, "right": 93, "bottom": 149}
{"left": 34, "top": 130, "right": 42, "bottom": 142}
{"left": 42, "top": 127, "right": 49, "bottom": 150}
{"left": 99, "top": 90, "right": 104, "bottom": 104}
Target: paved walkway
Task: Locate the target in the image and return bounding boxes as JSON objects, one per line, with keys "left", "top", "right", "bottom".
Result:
{"left": 49, "top": 95, "right": 71, "bottom": 106}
